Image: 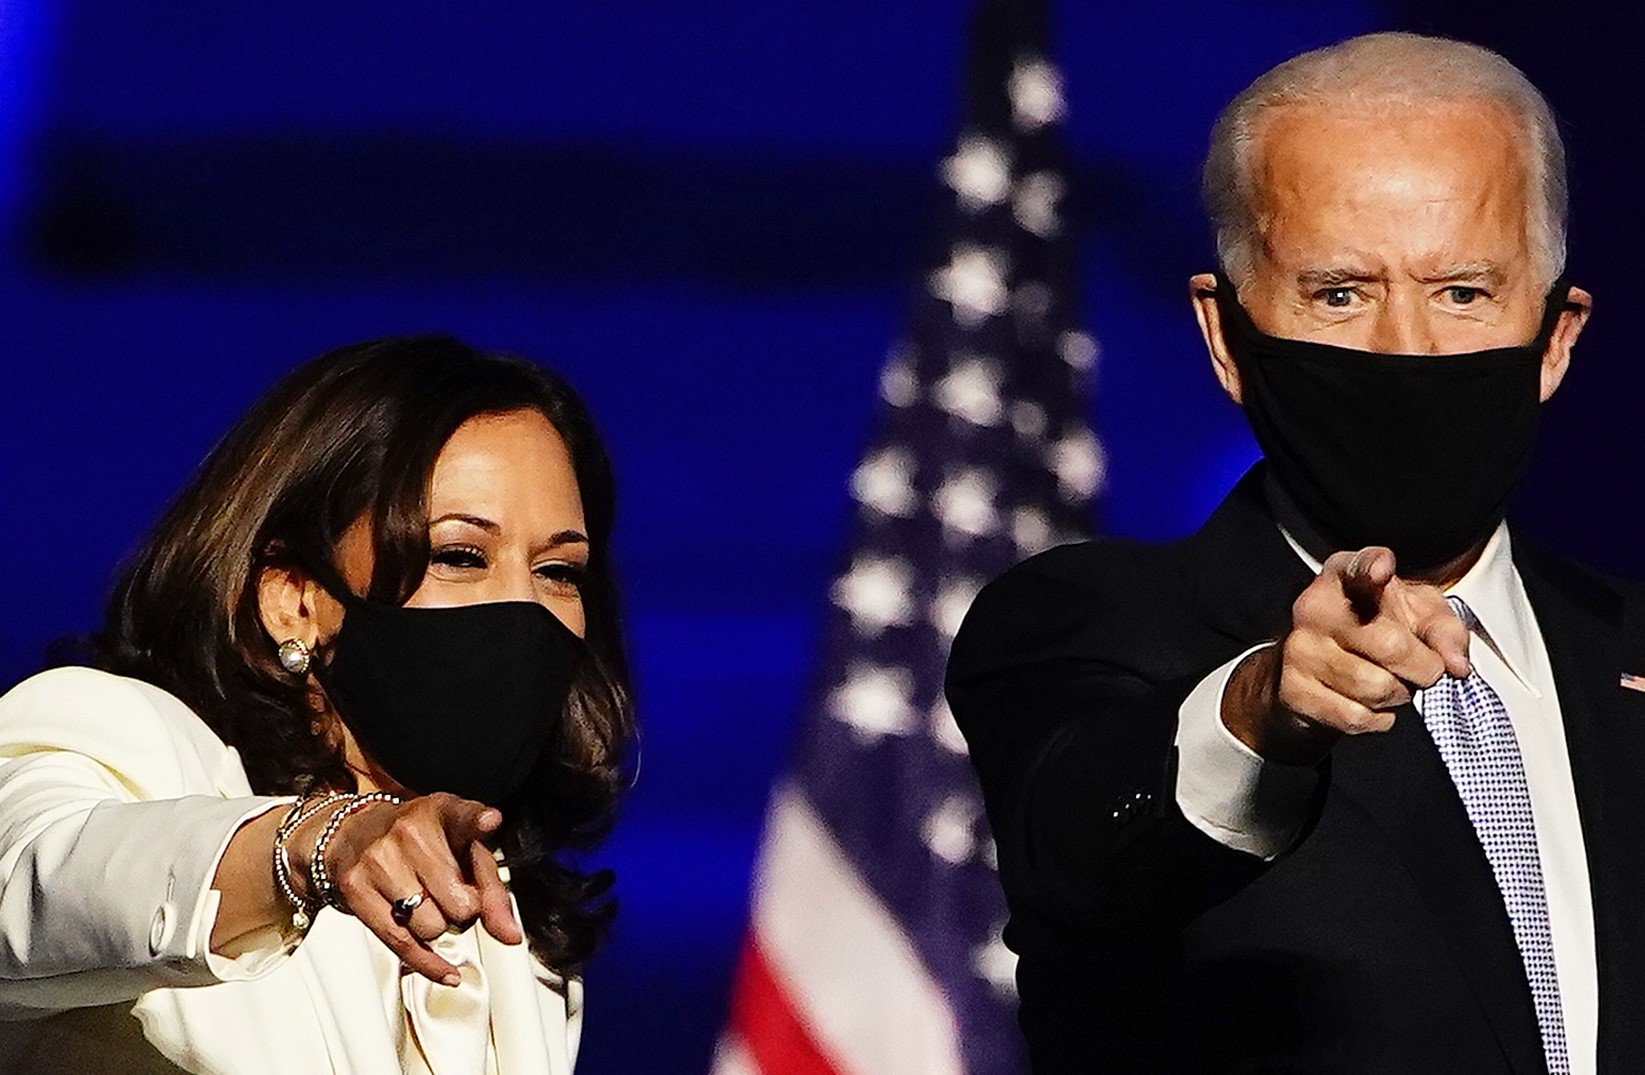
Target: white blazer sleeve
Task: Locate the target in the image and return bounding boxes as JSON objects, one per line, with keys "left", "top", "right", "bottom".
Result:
{"left": 0, "top": 667, "right": 289, "bottom": 1018}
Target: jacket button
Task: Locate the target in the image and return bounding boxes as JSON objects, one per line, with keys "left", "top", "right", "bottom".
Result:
{"left": 149, "top": 903, "right": 176, "bottom": 956}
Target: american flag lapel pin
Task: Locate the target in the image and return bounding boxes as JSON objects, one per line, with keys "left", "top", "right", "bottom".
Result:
{"left": 1620, "top": 672, "right": 1645, "bottom": 694}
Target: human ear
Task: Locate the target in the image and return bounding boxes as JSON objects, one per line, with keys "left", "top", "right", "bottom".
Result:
{"left": 1190, "top": 272, "right": 1244, "bottom": 404}
{"left": 1538, "top": 285, "right": 1592, "bottom": 402}
{"left": 255, "top": 564, "right": 331, "bottom": 658}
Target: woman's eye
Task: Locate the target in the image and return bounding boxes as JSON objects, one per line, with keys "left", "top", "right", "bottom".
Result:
{"left": 430, "top": 545, "right": 487, "bottom": 570}
{"left": 536, "top": 562, "right": 587, "bottom": 594}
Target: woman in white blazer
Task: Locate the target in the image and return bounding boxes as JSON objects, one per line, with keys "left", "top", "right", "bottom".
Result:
{"left": 0, "top": 337, "right": 635, "bottom": 1074}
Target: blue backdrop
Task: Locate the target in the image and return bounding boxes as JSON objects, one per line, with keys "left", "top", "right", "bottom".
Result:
{"left": 2, "top": 3, "right": 1641, "bottom": 1071}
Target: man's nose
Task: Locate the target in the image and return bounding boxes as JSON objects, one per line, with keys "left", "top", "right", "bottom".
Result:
{"left": 1366, "top": 293, "right": 1436, "bottom": 354}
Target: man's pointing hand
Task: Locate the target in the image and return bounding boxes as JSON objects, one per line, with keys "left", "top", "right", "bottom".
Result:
{"left": 1221, "top": 546, "right": 1472, "bottom": 766}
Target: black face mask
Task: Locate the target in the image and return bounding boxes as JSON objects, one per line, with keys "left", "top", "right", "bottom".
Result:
{"left": 1213, "top": 275, "right": 1569, "bottom": 575}
{"left": 307, "top": 565, "right": 584, "bottom": 805}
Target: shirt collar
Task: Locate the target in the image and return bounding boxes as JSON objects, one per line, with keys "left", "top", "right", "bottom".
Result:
{"left": 1276, "top": 521, "right": 1540, "bottom": 695}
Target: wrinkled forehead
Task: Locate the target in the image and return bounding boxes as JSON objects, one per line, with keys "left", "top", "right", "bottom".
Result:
{"left": 1249, "top": 94, "right": 1528, "bottom": 184}
{"left": 1247, "top": 97, "right": 1536, "bottom": 244}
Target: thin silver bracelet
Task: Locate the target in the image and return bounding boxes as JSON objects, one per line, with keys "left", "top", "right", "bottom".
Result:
{"left": 271, "top": 791, "right": 350, "bottom": 932}
{"left": 308, "top": 792, "right": 403, "bottom": 911}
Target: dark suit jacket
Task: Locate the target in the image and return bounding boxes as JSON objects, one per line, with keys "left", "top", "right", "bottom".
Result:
{"left": 945, "top": 468, "right": 1645, "bottom": 1074}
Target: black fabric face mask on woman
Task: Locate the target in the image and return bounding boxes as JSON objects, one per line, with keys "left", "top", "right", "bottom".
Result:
{"left": 306, "top": 563, "right": 583, "bottom": 805}
{"left": 1211, "top": 274, "right": 1569, "bottom": 575}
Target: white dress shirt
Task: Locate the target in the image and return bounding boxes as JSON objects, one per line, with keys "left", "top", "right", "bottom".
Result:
{"left": 1173, "top": 523, "right": 1597, "bottom": 1075}
{"left": 0, "top": 665, "right": 582, "bottom": 1075}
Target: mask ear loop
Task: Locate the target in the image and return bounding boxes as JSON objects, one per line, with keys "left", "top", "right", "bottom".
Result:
{"left": 1525, "top": 276, "right": 1578, "bottom": 360}
{"left": 1200, "top": 271, "right": 1267, "bottom": 374}
{"left": 1204, "top": 270, "right": 1263, "bottom": 341}
{"left": 273, "top": 554, "right": 363, "bottom": 710}
{"left": 254, "top": 545, "right": 353, "bottom": 746}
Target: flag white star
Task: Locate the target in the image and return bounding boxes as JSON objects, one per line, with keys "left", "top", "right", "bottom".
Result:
{"left": 922, "top": 794, "right": 980, "bottom": 865}
{"left": 932, "top": 354, "right": 1004, "bottom": 427}
{"left": 828, "top": 663, "right": 917, "bottom": 742}
{"left": 851, "top": 446, "right": 919, "bottom": 518}
{"left": 1012, "top": 505, "right": 1054, "bottom": 555}
{"left": 832, "top": 556, "right": 916, "bottom": 637}
{"left": 879, "top": 345, "right": 920, "bottom": 408}
{"left": 930, "top": 695, "right": 968, "bottom": 755}
{"left": 928, "top": 244, "right": 1009, "bottom": 327}
{"left": 1048, "top": 430, "right": 1107, "bottom": 501}
{"left": 1012, "top": 171, "right": 1064, "bottom": 238}
{"left": 930, "top": 575, "right": 983, "bottom": 640}
{"left": 941, "top": 134, "right": 1012, "bottom": 212}
{"left": 932, "top": 468, "right": 1001, "bottom": 539}
{"left": 972, "top": 921, "right": 1020, "bottom": 998}
{"left": 1010, "top": 400, "right": 1047, "bottom": 439}
{"left": 1009, "top": 57, "right": 1066, "bottom": 131}
{"left": 1059, "top": 330, "right": 1099, "bottom": 373}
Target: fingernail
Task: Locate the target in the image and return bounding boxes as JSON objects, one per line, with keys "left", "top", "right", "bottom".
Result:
{"left": 442, "top": 972, "right": 461, "bottom": 987}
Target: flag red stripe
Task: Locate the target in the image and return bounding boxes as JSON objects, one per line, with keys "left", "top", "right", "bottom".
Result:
{"left": 728, "top": 935, "right": 846, "bottom": 1075}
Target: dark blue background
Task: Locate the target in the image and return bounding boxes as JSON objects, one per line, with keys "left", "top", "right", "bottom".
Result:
{"left": 2, "top": 3, "right": 1640, "bottom": 1071}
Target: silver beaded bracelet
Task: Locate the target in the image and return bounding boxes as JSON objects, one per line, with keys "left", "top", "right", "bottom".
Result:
{"left": 308, "top": 792, "right": 403, "bottom": 911}
{"left": 271, "top": 791, "right": 351, "bottom": 932}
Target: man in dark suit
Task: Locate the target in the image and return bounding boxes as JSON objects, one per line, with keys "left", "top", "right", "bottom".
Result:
{"left": 946, "top": 32, "right": 1644, "bottom": 1074}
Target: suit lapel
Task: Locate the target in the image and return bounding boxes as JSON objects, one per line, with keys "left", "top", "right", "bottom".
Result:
{"left": 1187, "top": 466, "right": 1314, "bottom": 646}
{"left": 1516, "top": 546, "right": 1645, "bottom": 1073}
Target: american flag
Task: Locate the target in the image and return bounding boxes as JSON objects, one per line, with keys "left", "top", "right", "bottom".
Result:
{"left": 710, "top": 1, "right": 1099, "bottom": 1072}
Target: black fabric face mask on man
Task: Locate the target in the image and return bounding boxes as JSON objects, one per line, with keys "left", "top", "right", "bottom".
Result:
{"left": 307, "top": 564, "right": 583, "bottom": 805}
{"left": 1211, "top": 274, "right": 1569, "bottom": 575}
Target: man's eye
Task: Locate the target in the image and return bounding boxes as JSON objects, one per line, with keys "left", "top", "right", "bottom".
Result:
{"left": 1319, "top": 287, "right": 1355, "bottom": 308}
{"left": 1447, "top": 286, "right": 1482, "bottom": 305}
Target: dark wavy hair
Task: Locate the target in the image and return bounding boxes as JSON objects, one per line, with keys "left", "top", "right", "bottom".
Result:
{"left": 97, "top": 335, "right": 633, "bottom": 972}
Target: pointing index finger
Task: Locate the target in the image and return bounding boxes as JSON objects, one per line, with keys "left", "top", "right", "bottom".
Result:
{"left": 439, "top": 798, "right": 503, "bottom": 848}
{"left": 1340, "top": 546, "right": 1396, "bottom": 623}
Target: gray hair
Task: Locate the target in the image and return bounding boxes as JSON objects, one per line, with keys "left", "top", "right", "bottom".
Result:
{"left": 1202, "top": 32, "right": 1567, "bottom": 289}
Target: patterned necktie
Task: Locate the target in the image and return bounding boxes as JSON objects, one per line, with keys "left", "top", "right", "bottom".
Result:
{"left": 1420, "top": 595, "right": 1569, "bottom": 1074}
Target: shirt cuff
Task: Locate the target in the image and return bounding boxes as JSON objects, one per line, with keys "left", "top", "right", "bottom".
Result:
{"left": 1174, "top": 644, "right": 1320, "bottom": 860}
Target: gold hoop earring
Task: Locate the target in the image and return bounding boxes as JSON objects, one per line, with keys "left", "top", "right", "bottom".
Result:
{"left": 277, "top": 638, "right": 313, "bottom": 676}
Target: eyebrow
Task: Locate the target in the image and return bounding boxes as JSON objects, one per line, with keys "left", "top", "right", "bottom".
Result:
{"left": 430, "top": 512, "right": 501, "bottom": 533}
{"left": 430, "top": 513, "right": 590, "bottom": 548}
{"left": 1295, "top": 267, "right": 1377, "bottom": 288}
{"left": 541, "top": 529, "right": 590, "bottom": 548}
{"left": 1414, "top": 263, "right": 1506, "bottom": 286}
{"left": 1294, "top": 264, "right": 1507, "bottom": 289}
